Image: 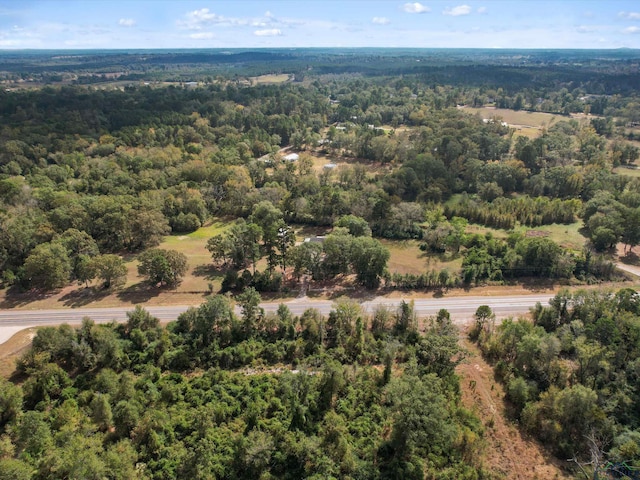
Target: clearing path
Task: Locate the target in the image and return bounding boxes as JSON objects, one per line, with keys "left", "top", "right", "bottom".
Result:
{"left": 457, "top": 336, "right": 572, "bottom": 479}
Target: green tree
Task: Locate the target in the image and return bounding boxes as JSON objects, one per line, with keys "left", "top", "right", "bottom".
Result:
{"left": 126, "top": 206, "right": 171, "bottom": 251}
{"left": 236, "top": 287, "right": 264, "bottom": 337}
{"left": 350, "top": 236, "right": 390, "bottom": 288}
{"left": 22, "top": 242, "right": 72, "bottom": 290}
{"left": 126, "top": 306, "right": 160, "bottom": 333}
{"left": 0, "top": 378, "right": 22, "bottom": 429}
{"left": 290, "top": 241, "right": 323, "bottom": 280}
{"left": 335, "top": 215, "right": 372, "bottom": 237}
{"left": 250, "top": 201, "right": 284, "bottom": 270}
{"left": 0, "top": 459, "right": 32, "bottom": 480}
{"left": 92, "top": 254, "right": 127, "bottom": 289}
{"left": 90, "top": 393, "right": 113, "bottom": 431}
{"left": 137, "top": 249, "right": 188, "bottom": 287}
{"left": 385, "top": 374, "right": 458, "bottom": 460}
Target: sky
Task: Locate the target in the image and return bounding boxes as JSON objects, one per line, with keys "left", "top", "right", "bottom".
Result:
{"left": 1, "top": 0, "right": 640, "bottom": 50}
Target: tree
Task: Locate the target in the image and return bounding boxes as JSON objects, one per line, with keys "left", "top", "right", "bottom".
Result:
{"left": 207, "top": 220, "right": 262, "bottom": 271}
{"left": 92, "top": 254, "right": 127, "bottom": 289}
{"left": 126, "top": 206, "right": 170, "bottom": 251}
{"left": 250, "top": 201, "right": 284, "bottom": 270}
{"left": 350, "top": 236, "right": 390, "bottom": 288}
{"left": 322, "top": 230, "right": 353, "bottom": 278}
{"left": 22, "top": 242, "right": 72, "bottom": 290}
{"left": 236, "top": 287, "right": 264, "bottom": 337}
{"left": 335, "top": 215, "right": 371, "bottom": 237}
{"left": 58, "top": 228, "right": 100, "bottom": 281}
{"left": 621, "top": 207, "right": 640, "bottom": 253}
{"left": 290, "top": 242, "right": 323, "bottom": 280}
{"left": 137, "top": 249, "right": 188, "bottom": 287}
{"left": 75, "top": 254, "right": 97, "bottom": 286}
{"left": 126, "top": 305, "right": 160, "bottom": 333}
{"left": 276, "top": 223, "right": 295, "bottom": 275}
{"left": 0, "top": 377, "right": 22, "bottom": 429}
{"left": 91, "top": 393, "right": 113, "bottom": 431}
{"left": 385, "top": 374, "right": 458, "bottom": 461}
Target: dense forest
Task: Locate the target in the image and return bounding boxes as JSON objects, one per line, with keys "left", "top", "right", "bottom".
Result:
{"left": 0, "top": 297, "right": 490, "bottom": 479}
{"left": 1, "top": 48, "right": 640, "bottom": 478}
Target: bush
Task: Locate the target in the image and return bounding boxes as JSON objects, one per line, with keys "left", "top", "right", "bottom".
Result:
{"left": 171, "top": 212, "right": 201, "bottom": 233}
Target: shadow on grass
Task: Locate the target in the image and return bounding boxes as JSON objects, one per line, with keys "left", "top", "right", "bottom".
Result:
{"left": 60, "top": 286, "right": 112, "bottom": 307}
{"left": 192, "top": 264, "right": 225, "bottom": 281}
{"left": 116, "top": 283, "right": 162, "bottom": 304}
{"left": 0, "top": 286, "right": 56, "bottom": 309}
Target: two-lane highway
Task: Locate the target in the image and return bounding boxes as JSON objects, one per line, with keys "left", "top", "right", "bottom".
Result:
{"left": 0, "top": 293, "right": 555, "bottom": 344}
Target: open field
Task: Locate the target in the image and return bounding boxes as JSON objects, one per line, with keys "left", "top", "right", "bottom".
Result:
{"left": 382, "top": 239, "right": 463, "bottom": 275}
{"left": 460, "top": 106, "right": 562, "bottom": 127}
{"left": 459, "top": 106, "right": 592, "bottom": 139}
{"left": 614, "top": 165, "right": 640, "bottom": 178}
{"left": 0, "top": 217, "right": 594, "bottom": 313}
{"left": 306, "top": 151, "right": 392, "bottom": 176}
{"left": 250, "top": 74, "right": 292, "bottom": 85}
{"left": 465, "top": 221, "right": 585, "bottom": 251}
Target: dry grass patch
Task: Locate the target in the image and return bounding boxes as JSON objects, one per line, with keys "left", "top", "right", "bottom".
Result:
{"left": 614, "top": 165, "right": 640, "bottom": 178}
{"left": 0, "top": 327, "right": 37, "bottom": 378}
{"left": 250, "top": 74, "right": 291, "bottom": 85}
{"left": 382, "top": 239, "right": 462, "bottom": 275}
{"left": 460, "top": 107, "right": 562, "bottom": 128}
{"left": 516, "top": 222, "right": 585, "bottom": 251}
{"left": 457, "top": 334, "right": 573, "bottom": 479}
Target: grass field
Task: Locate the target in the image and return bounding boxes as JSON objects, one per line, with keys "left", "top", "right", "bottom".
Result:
{"left": 464, "top": 221, "right": 586, "bottom": 251}
{"left": 459, "top": 107, "right": 591, "bottom": 139}
{"left": 613, "top": 165, "right": 640, "bottom": 178}
{"left": 460, "top": 107, "right": 562, "bottom": 127}
{"left": 250, "top": 74, "right": 291, "bottom": 85}
{"left": 381, "top": 239, "right": 462, "bottom": 275}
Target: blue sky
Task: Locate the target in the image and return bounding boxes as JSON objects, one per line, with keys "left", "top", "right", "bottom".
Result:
{"left": 1, "top": 1, "right": 639, "bottom": 49}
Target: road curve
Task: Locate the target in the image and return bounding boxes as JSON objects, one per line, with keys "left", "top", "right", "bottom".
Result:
{"left": 0, "top": 293, "right": 555, "bottom": 345}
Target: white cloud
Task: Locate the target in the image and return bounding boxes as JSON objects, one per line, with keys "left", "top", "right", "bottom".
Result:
{"left": 623, "top": 26, "right": 640, "bottom": 34}
{"left": 372, "top": 17, "right": 390, "bottom": 25}
{"left": 190, "top": 32, "right": 215, "bottom": 39}
{"left": 576, "top": 25, "right": 595, "bottom": 33}
{"left": 118, "top": 18, "right": 136, "bottom": 27}
{"left": 179, "top": 8, "right": 247, "bottom": 30}
{"left": 477, "top": 6, "right": 487, "bottom": 14}
{"left": 254, "top": 28, "right": 282, "bottom": 36}
{"left": 443, "top": 5, "right": 472, "bottom": 16}
{"left": 403, "top": 3, "right": 430, "bottom": 14}
{"left": 619, "top": 11, "right": 640, "bottom": 20}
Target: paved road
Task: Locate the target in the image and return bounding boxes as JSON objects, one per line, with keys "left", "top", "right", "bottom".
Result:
{"left": 0, "top": 293, "right": 555, "bottom": 344}
{"left": 617, "top": 262, "right": 640, "bottom": 278}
